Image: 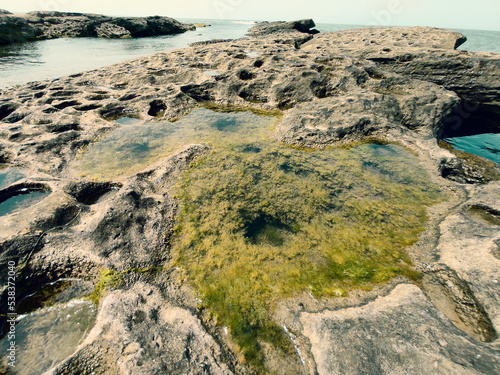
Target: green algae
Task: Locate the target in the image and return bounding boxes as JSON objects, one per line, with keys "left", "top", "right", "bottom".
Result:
{"left": 74, "top": 103, "right": 444, "bottom": 371}
{"left": 89, "top": 268, "right": 124, "bottom": 306}
{"left": 73, "top": 107, "right": 278, "bottom": 180}
{"left": 172, "top": 138, "right": 444, "bottom": 370}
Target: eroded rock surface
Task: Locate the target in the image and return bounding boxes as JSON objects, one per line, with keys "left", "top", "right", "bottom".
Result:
{"left": 301, "top": 27, "right": 500, "bottom": 136}
{"left": 301, "top": 284, "right": 500, "bottom": 375}
{"left": 0, "top": 22, "right": 499, "bottom": 374}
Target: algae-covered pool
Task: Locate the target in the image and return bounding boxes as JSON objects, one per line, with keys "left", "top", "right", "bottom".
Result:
{"left": 74, "top": 105, "right": 444, "bottom": 370}
{"left": 172, "top": 139, "right": 443, "bottom": 369}
{"left": 74, "top": 107, "right": 278, "bottom": 179}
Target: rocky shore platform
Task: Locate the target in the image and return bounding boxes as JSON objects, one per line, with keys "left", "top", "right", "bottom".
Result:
{"left": 0, "top": 10, "right": 195, "bottom": 45}
{"left": 0, "top": 19, "right": 499, "bottom": 374}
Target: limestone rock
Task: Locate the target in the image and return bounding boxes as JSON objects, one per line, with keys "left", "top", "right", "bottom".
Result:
{"left": 95, "top": 22, "right": 131, "bottom": 39}
{"left": 0, "top": 11, "right": 195, "bottom": 45}
{"left": 51, "top": 282, "right": 233, "bottom": 375}
{"left": 301, "top": 284, "right": 500, "bottom": 375}
{"left": 0, "top": 14, "right": 41, "bottom": 44}
{"left": 276, "top": 77, "right": 460, "bottom": 148}
{"left": 302, "top": 27, "right": 499, "bottom": 137}
{"left": 249, "top": 19, "right": 319, "bottom": 36}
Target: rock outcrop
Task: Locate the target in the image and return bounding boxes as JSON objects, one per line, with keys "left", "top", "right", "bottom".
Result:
{"left": 0, "top": 22, "right": 500, "bottom": 374}
{"left": 0, "top": 13, "right": 41, "bottom": 45}
{"left": 248, "top": 19, "right": 319, "bottom": 36}
{"left": 301, "top": 27, "right": 499, "bottom": 137}
{"left": 0, "top": 11, "right": 195, "bottom": 45}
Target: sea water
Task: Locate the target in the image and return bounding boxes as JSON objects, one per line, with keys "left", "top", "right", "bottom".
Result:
{"left": 444, "top": 133, "right": 500, "bottom": 164}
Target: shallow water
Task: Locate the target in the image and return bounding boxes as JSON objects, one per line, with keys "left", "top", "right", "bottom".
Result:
{"left": 73, "top": 107, "right": 278, "bottom": 179}
{"left": 0, "top": 299, "right": 97, "bottom": 374}
{"left": 0, "top": 190, "right": 50, "bottom": 217}
{"left": 444, "top": 133, "right": 500, "bottom": 164}
{"left": 0, "top": 168, "right": 27, "bottom": 190}
{"left": 114, "top": 116, "right": 142, "bottom": 125}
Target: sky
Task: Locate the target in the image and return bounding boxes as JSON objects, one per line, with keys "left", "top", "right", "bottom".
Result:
{"left": 2, "top": 0, "right": 499, "bottom": 31}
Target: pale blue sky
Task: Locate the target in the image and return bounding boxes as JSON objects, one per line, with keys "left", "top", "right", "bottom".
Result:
{"left": 3, "top": 0, "right": 499, "bottom": 31}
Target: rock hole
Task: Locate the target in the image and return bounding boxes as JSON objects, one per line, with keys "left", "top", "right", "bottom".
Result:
{"left": 244, "top": 214, "right": 294, "bottom": 246}
{"left": 65, "top": 181, "right": 121, "bottom": 205}
{"left": 467, "top": 204, "right": 500, "bottom": 226}
{"left": 147, "top": 99, "right": 167, "bottom": 117}
{"left": 238, "top": 69, "right": 256, "bottom": 80}
{"left": 53, "top": 100, "right": 81, "bottom": 110}
{"left": 253, "top": 60, "right": 264, "bottom": 68}
{"left": 74, "top": 103, "right": 102, "bottom": 111}
{"left": 118, "top": 93, "right": 138, "bottom": 101}
{"left": 0, "top": 103, "right": 20, "bottom": 120}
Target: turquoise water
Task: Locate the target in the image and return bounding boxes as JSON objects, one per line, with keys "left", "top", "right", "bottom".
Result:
{"left": 0, "top": 168, "right": 27, "bottom": 189}
{"left": 0, "top": 190, "right": 50, "bottom": 217}
{"left": 444, "top": 134, "right": 500, "bottom": 164}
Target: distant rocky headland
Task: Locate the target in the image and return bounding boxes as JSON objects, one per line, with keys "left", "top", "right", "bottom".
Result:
{"left": 1, "top": 18, "right": 500, "bottom": 375}
{"left": 0, "top": 10, "right": 196, "bottom": 45}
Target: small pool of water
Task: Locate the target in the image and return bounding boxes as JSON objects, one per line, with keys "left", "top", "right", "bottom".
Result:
{"left": 17, "top": 279, "right": 94, "bottom": 315}
{"left": 74, "top": 107, "right": 278, "bottom": 179}
{"left": 203, "top": 70, "right": 221, "bottom": 76}
{"left": 0, "top": 190, "right": 50, "bottom": 217}
{"left": 0, "top": 299, "right": 97, "bottom": 375}
{"left": 444, "top": 133, "right": 500, "bottom": 164}
{"left": 114, "top": 116, "right": 142, "bottom": 125}
{"left": 0, "top": 168, "right": 27, "bottom": 190}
